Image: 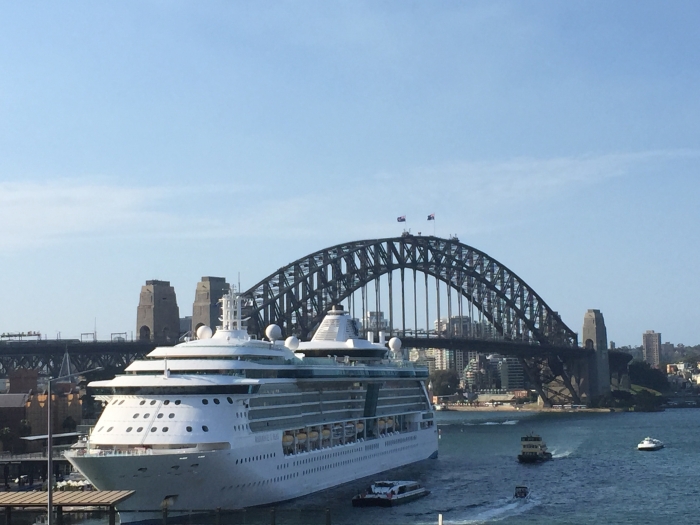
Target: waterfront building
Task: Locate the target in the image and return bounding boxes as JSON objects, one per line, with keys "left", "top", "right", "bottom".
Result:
{"left": 643, "top": 330, "right": 661, "bottom": 368}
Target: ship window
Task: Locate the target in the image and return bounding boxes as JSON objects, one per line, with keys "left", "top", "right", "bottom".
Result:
{"left": 126, "top": 427, "right": 132, "bottom": 432}
{"left": 150, "top": 400, "right": 156, "bottom": 405}
{"left": 164, "top": 400, "right": 170, "bottom": 405}
{"left": 133, "top": 414, "right": 139, "bottom": 418}
{"left": 137, "top": 427, "right": 143, "bottom": 432}
{"left": 227, "top": 397, "right": 233, "bottom": 404}
{"left": 175, "top": 400, "right": 181, "bottom": 405}
{"left": 202, "top": 399, "right": 209, "bottom": 405}
{"left": 202, "top": 426, "right": 209, "bottom": 432}
{"left": 150, "top": 427, "right": 157, "bottom": 432}
{"left": 140, "top": 400, "right": 145, "bottom": 405}
{"left": 163, "top": 427, "right": 169, "bottom": 432}
{"left": 112, "top": 400, "right": 117, "bottom": 405}
{"left": 191, "top": 463, "right": 198, "bottom": 467}
{"left": 98, "top": 427, "right": 103, "bottom": 432}
{"left": 213, "top": 398, "right": 220, "bottom": 405}
{"left": 144, "top": 414, "right": 150, "bottom": 418}
{"left": 186, "top": 426, "right": 192, "bottom": 432}
{"left": 107, "top": 427, "right": 113, "bottom": 432}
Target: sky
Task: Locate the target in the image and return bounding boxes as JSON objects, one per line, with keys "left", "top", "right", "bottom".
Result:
{"left": 1, "top": 1, "right": 699, "bottom": 347}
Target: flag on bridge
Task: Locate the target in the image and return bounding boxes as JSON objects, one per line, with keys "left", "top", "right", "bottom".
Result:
{"left": 427, "top": 213, "right": 435, "bottom": 220}
{"left": 397, "top": 216, "right": 406, "bottom": 222}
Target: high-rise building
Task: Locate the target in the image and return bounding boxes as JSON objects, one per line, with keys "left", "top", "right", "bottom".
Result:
{"left": 642, "top": 330, "right": 661, "bottom": 368}
{"left": 499, "top": 357, "right": 525, "bottom": 390}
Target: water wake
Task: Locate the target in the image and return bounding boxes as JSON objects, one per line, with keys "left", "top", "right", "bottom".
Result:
{"left": 444, "top": 495, "right": 540, "bottom": 524}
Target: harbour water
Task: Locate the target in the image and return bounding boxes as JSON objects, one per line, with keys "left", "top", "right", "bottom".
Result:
{"left": 22, "top": 409, "right": 700, "bottom": 525}
{"left": 274, "top": 408, "right": 700, "bottom": 524}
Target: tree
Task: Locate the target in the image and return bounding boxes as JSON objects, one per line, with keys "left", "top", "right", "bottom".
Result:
{"left": 430, "top": 369, "right": 460, "bottom": 397}
{"left": 629, "top": 360, "right": 669, "bottom": 392}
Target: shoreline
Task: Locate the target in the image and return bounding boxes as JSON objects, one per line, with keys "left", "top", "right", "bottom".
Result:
{"left": 441, "top": 404, "right": 614, "bottom": 413}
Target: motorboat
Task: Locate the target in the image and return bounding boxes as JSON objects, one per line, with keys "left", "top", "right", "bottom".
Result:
{"left": 637, "top": 437, "right": 664, "bottom": 451}
{"left": 352, "top": 481, "right": 430, "bottom": 507}
{"left": 517, "top": 433, "right": 552, "bottom": 463}
{"left": 514, "top": 485, "right": 529, "bottom": 499}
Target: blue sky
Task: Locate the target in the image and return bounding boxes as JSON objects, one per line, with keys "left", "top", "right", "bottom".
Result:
{"left": 1, "top": 1, "right": 699, "bottom": 347}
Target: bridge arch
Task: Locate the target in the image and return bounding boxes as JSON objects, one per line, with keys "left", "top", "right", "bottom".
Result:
{"left": 242, "top": 235, "right": 577, "bottom": 348}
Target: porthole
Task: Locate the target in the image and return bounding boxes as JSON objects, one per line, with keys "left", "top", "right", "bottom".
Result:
{"left": 164, "top": 400, "right": 170, "bottom": 405}
{"left": 133, "top": 414, "right": 139, "bottom": 418}
{"left": 157, "top": 414, "right": 164, "bottom": 419}
{"left": 150, "top": 427, "right": 157, "bottom": 432}
{"left": 140, "top": 400, "right": 146, "bottom": 405}
{"left": 112, "top": 400, "right": 117, "bottom": 405}
{"left": 137, "top": 427, "right": 143, "bottom": 432}
{"left": 119, "top": 400, "right": 125, "bottom": 405}
{"left": 186, "top": 426, "right": 192, "bottom": 432}
{"left": 202, "top": 425, "right": 209, "bottom": 432}
{"left": 143, "top": 414, "right": 150, "bottom": 418}
{"left": 107, "top": 427, "right": 113, "bottom": 432}
{"left": 175, "top": 400, "right": 181, "bottom": 405}
{"left": 227, "top": 397, "right": 233, "bottom": 404}
{"left": 213, "top": 398, "right": 220, "bottom": 405}
{"left": 98, "top": 427, "right": 104, "bottom": 432}
{"left": 163, "top": 427, "right": 169, "bottom": 432}
{"left": 150, "top": 400, "right": 157, "bottom": 405}
{"left": 126, "top": 427, "right": 133, "bottom": 432}
{"left": 169, "top": 413, "right": 175, "bottom": 418}
{"left": 202, "top": 399, "right": 208, "bottom": 405}
{"left": 191, "top": 463, "right": 199, "bottom": 467}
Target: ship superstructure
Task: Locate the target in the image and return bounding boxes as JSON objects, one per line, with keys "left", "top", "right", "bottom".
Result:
{"left": 66, "top": 293, "right": 437, "bottom": 523}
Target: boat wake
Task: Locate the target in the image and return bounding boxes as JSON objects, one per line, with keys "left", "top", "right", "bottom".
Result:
{"left": 550, "top": 448, "right": 574, "bottom": 458}
{"left": 446, "top": 495, "right": 540, "bottom": 524}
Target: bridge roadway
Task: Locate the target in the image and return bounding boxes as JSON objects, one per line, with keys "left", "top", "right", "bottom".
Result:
{"left": 0, "top": 337, "right": 631, "bottom": 378}
{"left": 0, "top": 340, "right": 156, "bottom": 377}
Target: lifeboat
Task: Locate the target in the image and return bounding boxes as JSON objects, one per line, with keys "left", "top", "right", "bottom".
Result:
{"left": 282, "top": 434, "right": 294, "bottom": 447}
{"left": 356, "top": 422, "right": 365, "bottom": 433}
{"left": 296, "top": 432, "right": 307, "bottom": 445}
{"left": 378, "top": 419, "right": 386, "bottom": 430}
{"left": 321, "top": 428, "right": 331, "bottom": 440}
{"left": 332, "top": 425, "right": 343, "bottom": 439}
{"left": 386, "top": 418, "right": 394, "bottom": 428}
{"left": 308, "top": 431, "right": 319, "bottom": 442}
{"left": 344, "top": 423, "right": 356, "bottom": 437}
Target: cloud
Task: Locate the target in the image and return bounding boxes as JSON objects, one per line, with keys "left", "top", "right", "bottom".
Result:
{"left": 1, "top": 149, "right": 696, "bottom": 251}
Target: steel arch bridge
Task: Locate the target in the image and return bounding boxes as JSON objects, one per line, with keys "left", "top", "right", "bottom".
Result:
{"left": 243, "top": 234, "right": 577, "bottom": 347}
{"left": 241, "top": 235, "right": 595, "bottom": 406}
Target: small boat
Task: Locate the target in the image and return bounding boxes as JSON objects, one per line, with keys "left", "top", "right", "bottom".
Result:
{"left": 352, "top": 481, "right": 430, "bottom": 507}
{"left": 518, "top": 433, "right": 552, "bottom": 463}
{"left": 514, "top": 485, "right": 529, "bottom": 499}
{"left": 637, "top": 437, "right": 664, "bottom": 451}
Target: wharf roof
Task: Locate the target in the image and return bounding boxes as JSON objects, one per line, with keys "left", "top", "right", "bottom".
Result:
{"left": 0, "top": 490, "right": 134, "bottom": 507}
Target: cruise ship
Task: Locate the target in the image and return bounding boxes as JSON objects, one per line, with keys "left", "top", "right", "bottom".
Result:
{"left": 66, "top": 292, "right": 438, "bottom": 523}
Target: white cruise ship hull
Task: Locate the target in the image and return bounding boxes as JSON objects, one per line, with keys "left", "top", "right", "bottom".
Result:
{"left": 68, "top": 426, "right": 438, "bottom": 524}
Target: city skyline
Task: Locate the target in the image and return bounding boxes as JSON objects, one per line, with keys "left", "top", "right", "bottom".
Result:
{"left": 1, "top": 2, "right": 699, "bottom": 346}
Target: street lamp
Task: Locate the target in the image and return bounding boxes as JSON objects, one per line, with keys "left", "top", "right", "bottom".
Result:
{"left": 47, "top": 367, "right": 102, "bottom": 525}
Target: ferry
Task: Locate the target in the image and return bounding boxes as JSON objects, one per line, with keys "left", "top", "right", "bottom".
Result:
{"left": 65, "top": 292, "right": 438, "bottom": 523}
{"left": 352, "top": 480, "right": 430, "bottom": 507}
{"left": 517, "top": 433, "right": 552, "bottom": 463}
